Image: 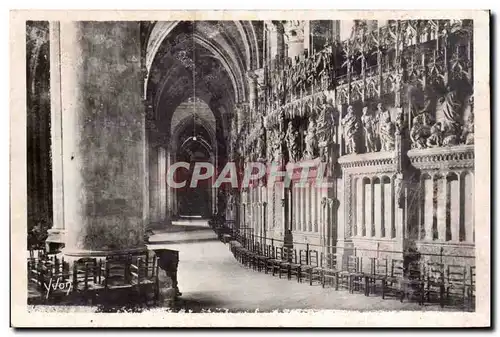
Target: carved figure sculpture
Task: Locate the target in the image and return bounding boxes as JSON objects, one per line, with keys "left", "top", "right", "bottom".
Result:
{"left": 286, "top": 122, "right": 299, "bottom": 162}
{"left": 341, "top": 105, "right": 360, "bottom": 154}
{"left": 267, "top": 129, "right": 274, "bottom": 161}
{"left": 410, "top": 113, "right": 432, "bottom": 149}
{"left": 462, "top": 112, "right": 474, "bottom": 145}
{"left": 316, "top": 96, "right": 336, "bottom": 144}
{"left": 256, "top": 121, "right": 266, "bottom": 160}
{"left": 361, "top": 106, "right": 379, "bottom": 152}
{"left": 438, "top": 87, "right": 463, "bottom": 146}
{"left": 270, "top": 129, "right": 283, "bottom": 163}
{"left": 304, "top": 120, "right": 318, "bottom": 159}
{"left": 426, "top": 122, "right": 443, "bottom": 148}
{"left": 377, "top": 103, "right": 396, "bottom": 151}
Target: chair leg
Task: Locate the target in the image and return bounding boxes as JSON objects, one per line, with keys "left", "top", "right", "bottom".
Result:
{"left": 439, "top": 285, "right": 444, "bottom": 308}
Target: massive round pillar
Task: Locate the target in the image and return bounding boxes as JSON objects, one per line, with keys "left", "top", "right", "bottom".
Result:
{"left": 52, "top": 21, "right": 147, "bottom": 256}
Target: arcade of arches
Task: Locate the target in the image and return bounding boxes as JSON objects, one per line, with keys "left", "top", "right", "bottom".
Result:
{"left": 27, "top": 20, "right": 475, "bottom": 270}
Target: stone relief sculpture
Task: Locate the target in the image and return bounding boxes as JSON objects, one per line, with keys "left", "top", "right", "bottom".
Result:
{"left": 256, "top": 121, "right": 266, "bottom": 160}
{"left": 286, "top": 122, "right": 300, "bottom": 162}
{"left": 462, "top": 111, "right": 474, "bottom": 145}
{"left": 410, "top": 112, "right": 432, "bottom": 149}
{"left": 377, "top": 103, "right": 396, "bottom": 151}
{"left": 304, "top": 119, "right": 318, "bottom": 160}
{"left": 437, "top": 87, "right": 463, "bottom": 146}
{"left": 361, "top": 106, "right": 379, "bottom": 152}
{"left": 426, "top": 122, "right": 443, "bottom": 148}
{"left": 316, "top": 95, "right": 336, "bottom": 144}
{"left": 266, "top": 129, "right": 274, "bottom": 161}
{"left": 341, "top": 105, "right": 360, "bottom": 154}
{"left": 268, "top": 129, "right": 283, "bottom": 162}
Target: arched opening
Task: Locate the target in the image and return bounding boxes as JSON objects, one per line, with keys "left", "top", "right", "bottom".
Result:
{"left": 145, "top": 20, "right": 260, "bottom": 226}
{"left": 175, "top": 116, "right": 214, "bottom": 218}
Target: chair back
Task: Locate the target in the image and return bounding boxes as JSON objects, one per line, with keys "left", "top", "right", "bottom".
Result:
{"left": 104, "top": 255, "right": 132, "bottom": 288}
{"left": 469, "top": 266, "right": 476, "bottom": 287}
{"left": 309, "top": 250, "right": 319, "bottom": 267}
{"left": 347, "top": 255, "right": 361, "bottom": 273}
{"left": 299, "top": 250, "right": 308, "bottom": 265}
{"left": 371, "top": 257, "right": 388, "bottom": 277}
{"left": 274, "top": 247, "right": 283, "bottom": 260}
{"left": 282, "top": 247, "right": 295, "bottom": 262}
{"left": 391, "top": 259, "right": 404, "bottom": 279}
{"left": 426, "top": 262, "right": 445, "bottom": 284}
{"left": 447, "top": 264, "right": 466, "bottom": 287}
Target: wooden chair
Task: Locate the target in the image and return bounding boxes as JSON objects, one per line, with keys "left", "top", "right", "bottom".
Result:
{"left": 445, "top": 264, "right": 467, "bottom": 309}
{"left": 424, "top": 262, "right": 445, "bottom": 307}
{"left": 268, "top": 247, "right": 283, "bottom": 276}
{"left": 382, "top": 259, "right": 424, "bottom": 304}
{"left": 71, "top": 259, "right": 104, "bottom": 304}
{"left": 366, "top": 257, "right": 389, "bottom": 298}
{"left": 400, "top": 261, "right": 425, "bottom": 304}
{"left": 338, "top": 256, "right": 364, "bottom": 293}
{"left": 320, "top": 253, "right": 341, "bottom": 289}
{"left": 278, "top": 247, "right": 297, "bottom": 280}
{"left": 296, "top": 250, "right": 308, "bottom": 283}
{"left": 467, "top": 266, "right": 476, "bottom": 310}
{"left": 130, "top": 256, "right": 158, "bottom": 305}
{"left": 300, "top": 250, "right": 319, "bottom": 285}
{"left": 256, "top": 244, "right": 271, "bottom": 272}
{"left": 250, "top": 242, "right": 262, "bottom": 271}
{"left": 288, "top": 249, "right": 302, "bottom": 281}
{"left": 103, "top": 255, "right": 132, "bottom": 288}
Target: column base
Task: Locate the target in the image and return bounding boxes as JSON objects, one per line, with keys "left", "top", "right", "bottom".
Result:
{"left": 337, "top": 239, "right": 354, "bottom": 267}
{"left": 62, "top": 245, "right": 148, "bottom": 262}
{"left": 45, "top": 228, "right": 66, "bottom": 253}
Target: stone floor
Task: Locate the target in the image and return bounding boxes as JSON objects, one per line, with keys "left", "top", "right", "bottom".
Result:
{"left": 147, "top": 219, "right": 461, "bottom": 313}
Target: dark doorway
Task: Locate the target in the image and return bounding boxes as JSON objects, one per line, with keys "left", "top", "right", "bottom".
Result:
{"left": 175, "top": 123, "right": 213, "bottom": 218}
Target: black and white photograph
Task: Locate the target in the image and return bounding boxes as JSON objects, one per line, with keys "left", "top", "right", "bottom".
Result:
{"left": 11, "top": 10, "right": 490, "bottom": 327}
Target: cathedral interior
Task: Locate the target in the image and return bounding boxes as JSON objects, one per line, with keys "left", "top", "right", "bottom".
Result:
{"left": 26, "top": 19, "right": 475, "bottom": 311}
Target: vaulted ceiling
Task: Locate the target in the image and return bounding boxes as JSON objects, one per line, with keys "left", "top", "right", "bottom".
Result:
{"left": 145, "top": 20, "right": 262, "bottom": 152}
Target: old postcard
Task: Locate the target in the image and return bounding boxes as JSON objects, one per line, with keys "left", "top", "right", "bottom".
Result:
{"left": 10, "top": 10, "right": 490, "bottom": 327}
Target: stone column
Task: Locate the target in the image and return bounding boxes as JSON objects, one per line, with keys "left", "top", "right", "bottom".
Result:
{"left": 332, "top": 21, "right": 341, "bottom": 43}
{"left": 149, "top": 146, "right": 159, "bottom": 224}
{"left": 55, "top": 22, "right": 146, "bottom": 257}
{"left": 46, "top": 22, "right": 65, "bottom": 248}
{"left": 283, "top": 21, "right": 306, "bottom": 64}
{"left": 246, "top": 71, "right": 258, "bottom": 116}
{"left": 266, "top": 21, "right": 285, "bottom": 64}
{"left": 340, "top": 21, "right": 355, "bottom": 41}
{"left": 158, "top": 146, "right": 167, "bottom": 224}
{"left": 166, "top": 150, "right": 173, "bottom": 220}
{"left": 438, "top": 176, "right": 448, "bottom": 241}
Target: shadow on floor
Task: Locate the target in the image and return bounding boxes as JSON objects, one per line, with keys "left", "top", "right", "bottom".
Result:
{"left": 148, "top": 237, "right": 219, "bottom": 245}
{"left": 153, "top": 223, "right": 211, "bottom": 234}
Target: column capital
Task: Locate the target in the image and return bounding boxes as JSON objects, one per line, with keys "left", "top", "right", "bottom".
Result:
{"left": 266, "top": 21, "right": 285, "bottom": 34}
{"left": 283, "top": 21, "right": 306, "bottom": 43}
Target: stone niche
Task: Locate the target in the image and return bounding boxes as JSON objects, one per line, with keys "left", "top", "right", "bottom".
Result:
{"left": 408, "top": 145, "right": 475, "bottom": 267}
{"left": 338, "top": 151, "right": 403, "bottom": 273}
